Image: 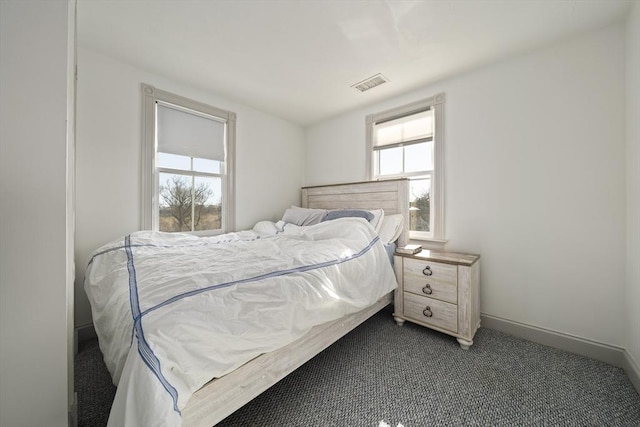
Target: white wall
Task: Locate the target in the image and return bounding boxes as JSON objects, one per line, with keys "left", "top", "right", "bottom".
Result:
{"left": 306, "top": 25, "right": 627, "bottom": 347}
{"left": 75, "top": 48, "right": 305, "bottom": 328}
{"left": 0, "top": 1, "right": 73, "bottom": 426}
{"left": 626, "top": 2, "right": 640, "bottom": 374}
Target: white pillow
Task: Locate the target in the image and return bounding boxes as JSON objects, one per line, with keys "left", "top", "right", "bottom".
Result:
{"left": 377, "top": 214, "right": 404, "bottom": 244}
{"left": 252, "top": 220, "right": 278, "bottom": 235}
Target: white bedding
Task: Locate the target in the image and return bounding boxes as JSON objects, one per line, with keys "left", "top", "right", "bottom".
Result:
{"left": 84, "top": 217, "right": 397, "bottom": 427}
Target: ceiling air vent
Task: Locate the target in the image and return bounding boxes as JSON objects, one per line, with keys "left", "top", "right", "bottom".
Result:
{"left": 351, "top": 73, "right": 389, "bottom": 92}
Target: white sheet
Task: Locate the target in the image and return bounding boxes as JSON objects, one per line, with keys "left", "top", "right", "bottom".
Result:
{"left": 84, "top": 217, "right": 397, "bottom": 427}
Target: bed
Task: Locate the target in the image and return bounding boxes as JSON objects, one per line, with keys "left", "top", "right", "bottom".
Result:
{"left": 84, "top": 179, "right": 409, "bottom": 427}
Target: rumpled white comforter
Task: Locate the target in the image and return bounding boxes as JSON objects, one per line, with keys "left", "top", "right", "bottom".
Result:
{"left": 84, "top": 217, "right": 397, "bottom": 427}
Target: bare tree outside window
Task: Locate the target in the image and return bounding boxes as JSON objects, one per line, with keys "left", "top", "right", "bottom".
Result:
{"left": 159, "top": 175, "right": 220, "bottom": 232}
{"left": 410, "top": 189, "right": 430, "bottom": 232}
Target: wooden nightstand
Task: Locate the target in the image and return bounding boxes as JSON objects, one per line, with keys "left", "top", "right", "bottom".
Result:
{"left": 393, "top": 250, "right": 480, "bottom": 349}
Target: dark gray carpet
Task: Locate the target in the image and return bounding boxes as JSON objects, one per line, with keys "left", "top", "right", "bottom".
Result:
{"left": 75, "top": 306, "right": 640, "bottom": 426}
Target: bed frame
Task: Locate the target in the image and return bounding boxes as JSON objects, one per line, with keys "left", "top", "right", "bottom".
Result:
{"left": 182, "top": 179, "right": 410, "bottom": 426}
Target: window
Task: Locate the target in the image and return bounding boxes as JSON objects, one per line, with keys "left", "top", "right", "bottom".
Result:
{"left": 142, "top": 84, "right": 236, "bottom": 235}
{"left": 366, "top": 93, "right": 445, "bottom": 242}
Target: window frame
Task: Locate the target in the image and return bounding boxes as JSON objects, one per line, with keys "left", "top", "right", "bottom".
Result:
{"left": 141, "top": 84, "right": 236, "bottom": 235}
{"left": 366, "top": 93, "right": 445, "bottom": 243}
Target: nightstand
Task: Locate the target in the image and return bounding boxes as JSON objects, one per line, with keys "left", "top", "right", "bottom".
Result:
{"left": 393, "top": 250, "right": 480, "bottom": 349}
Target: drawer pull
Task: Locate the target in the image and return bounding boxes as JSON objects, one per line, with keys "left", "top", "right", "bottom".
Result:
{"left": 422, "top": 265, "right": 433, "bottom": 276}
{"left": 423, "top": 306, "right": 433, "bottom": 317}
{"left": 422, "top": 284, "right": 433, "bottom": 295}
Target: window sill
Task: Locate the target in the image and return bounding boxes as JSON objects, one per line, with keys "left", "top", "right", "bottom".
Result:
{"left": 409, "top": 237, "right": 447, "bottom": 251}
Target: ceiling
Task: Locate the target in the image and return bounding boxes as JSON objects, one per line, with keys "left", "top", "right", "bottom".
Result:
{"left": 77, "top": 0, "right": 632, "bottom": 127}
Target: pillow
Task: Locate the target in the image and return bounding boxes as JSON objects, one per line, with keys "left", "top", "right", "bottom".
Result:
{"left": 252, "top": 220, "right": 278, "bottom": 235}
{"left": 378, "top": 214, "right": 404, "bottom": 244}
{"left": 281, "top": 206, "right": 327, "bottom": 226}
{"left": 322, "top": 209, "right": 374, "bottom": 223}
{"left": 368, "top": 209, "right": 385, "bottom": 233}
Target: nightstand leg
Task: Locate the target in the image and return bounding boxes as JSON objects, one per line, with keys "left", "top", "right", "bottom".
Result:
{"left": 457, "top": 338, "right": 473, "bottom": 350}
{"left": 393, "top": 316, "right": 405, "bottom": 326}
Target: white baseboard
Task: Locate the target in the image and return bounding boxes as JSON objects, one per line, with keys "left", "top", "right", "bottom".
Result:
{"left": 481, "top": 313, "right": 640, "bottom": 395}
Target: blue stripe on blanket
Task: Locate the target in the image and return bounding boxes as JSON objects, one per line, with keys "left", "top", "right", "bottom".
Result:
{"left": 87, "top": 236, "right": 261, "bottom": 267}
{"left": 123, "top": 233, "right": 380, "bottom": 415}
{"left": 137, "top": 235, "right": 380, "bottom": 319}
{"left": 125, "top": 235, "right": 182, "bottom": 415}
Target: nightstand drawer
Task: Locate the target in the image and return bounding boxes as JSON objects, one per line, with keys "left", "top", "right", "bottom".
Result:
{"left": 403, "top": 258, "right": 457, "bottom": 303}
{"left": 403, "top": 292, "right": 458, "bottom": 333}
{"left": 404, "top": 273, "right": 457, "bottom": 304}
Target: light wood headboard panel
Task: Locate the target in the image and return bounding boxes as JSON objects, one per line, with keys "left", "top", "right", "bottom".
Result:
{"left": 301, "top": 179, "right": 410, "bottom": 247}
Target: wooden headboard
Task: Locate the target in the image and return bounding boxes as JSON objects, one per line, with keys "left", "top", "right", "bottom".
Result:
{"left": 301, "top": 179, "right": 410, "bottom": 247}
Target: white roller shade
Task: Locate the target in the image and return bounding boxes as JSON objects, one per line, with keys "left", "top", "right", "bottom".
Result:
{"left": 374, "top": 109, "right": 433, "bottom": 149}
{"left": 157, "top": 103, "right": 226, "bottom": 161}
